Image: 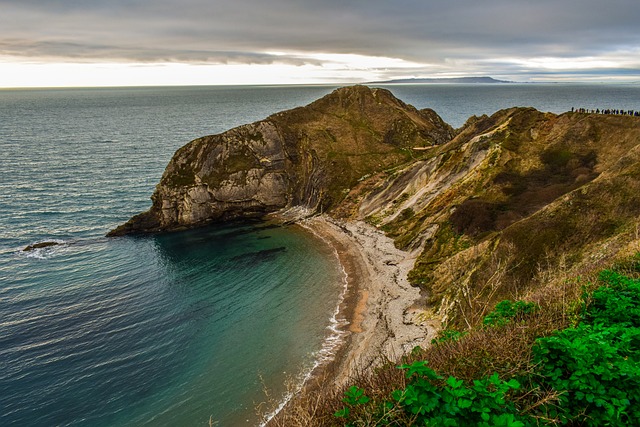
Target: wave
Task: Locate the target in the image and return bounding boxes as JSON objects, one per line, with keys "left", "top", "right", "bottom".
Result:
{"left": 259, "top": 225, "right": 350, "bottom": 427}
{"left": 92, "top": 139, "right": 119, "bottom": 144}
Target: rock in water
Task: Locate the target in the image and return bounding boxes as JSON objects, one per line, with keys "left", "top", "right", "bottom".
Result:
{"left": 108, "top": 86, "right": 454, "bottom": 236}
{"left": 23, "top": 241, "right": 60, "bottom": 251}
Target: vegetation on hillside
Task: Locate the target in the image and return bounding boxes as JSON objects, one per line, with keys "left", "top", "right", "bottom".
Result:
{"left": 351, "top": 109, "right": 640, "bottom": 327}
{"left": 265, "top": 109, "right": 640, "bottom": 426}
{"left": 267, "top": 253, "right": 640, "bottom": 426}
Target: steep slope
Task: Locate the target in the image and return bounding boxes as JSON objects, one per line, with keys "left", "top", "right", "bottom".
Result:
{"left": 109, "top": 86, "right": 640, "bottom": 328}
{"left": 350, "top": 108, "right": 640, "bottom": 325}
{"left": 108, "top": 86, "right": 454, "bottom": 235}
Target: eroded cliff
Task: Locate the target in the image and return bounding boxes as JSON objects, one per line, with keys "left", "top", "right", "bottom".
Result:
{"left": 341, "top": 107, "right": 640, "bottom": 324}
{"left": 109, "top": 86, "right": 640, "bottom": 327}
{"left": 108, "top": 85, "right": 454, "bottom": 235}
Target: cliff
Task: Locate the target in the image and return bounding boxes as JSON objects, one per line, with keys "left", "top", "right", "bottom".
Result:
{"left": 269, "top": 107, "right": 640, "bottom": 426}
{"left": 107, "top": 86, "right": 454, "bottom": 236}
{"left": 341, "top": 107, "right": 640, "bottom": 325}
{"left": 110, "top": 85, "right": 640, "bottom": 327}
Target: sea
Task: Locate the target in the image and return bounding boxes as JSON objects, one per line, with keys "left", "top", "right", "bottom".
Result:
{"left": 1, "top": 82, "right": 639, "bottom": 426}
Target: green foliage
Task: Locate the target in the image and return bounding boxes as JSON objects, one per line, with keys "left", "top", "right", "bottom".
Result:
{"left": 483, "top": 300, "right": 539, "bottom": 327}
{"left": 334, "top": 386, "right": 370, "bottom": 420}
{"left": 431, "top": 328, "right": 468, "bottom": 345}
{"left": 531, "top": 269, "right": 640, "bottom": 426}
{"left": 343, "top": 386, "right": 371, "bottom": 406}
{"left": 334, "top": 262, "right": 640, "bottom": 427}
{"left": 334, "top": 361, "right": 530, "bottom": 426}
{"left": 533, "top": 324, "right": 640, "bottom": 426}
{"left": 586, "top": 270, "right": 640, "bottom": 327}
{"left": 392, "top": 361, "right": 528, "bottom": 427}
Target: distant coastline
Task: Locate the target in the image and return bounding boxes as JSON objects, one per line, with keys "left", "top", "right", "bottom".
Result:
{"left": 370, "top": 76, "right": 513, "bottom": 84}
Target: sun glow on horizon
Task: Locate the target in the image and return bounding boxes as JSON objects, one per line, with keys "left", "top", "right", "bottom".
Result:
{"left": 0, "top": 60, "right": 349, "bottom": 88}
{"left": 2, "top": 50, "right": 639, "bottom": 89}
{"left": 0, "top": 53, "right": 430, "bottom": 88}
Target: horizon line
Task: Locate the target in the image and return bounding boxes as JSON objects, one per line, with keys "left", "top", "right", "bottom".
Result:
{"left": 3, "top": 79, "right": 640, "bottom": 90}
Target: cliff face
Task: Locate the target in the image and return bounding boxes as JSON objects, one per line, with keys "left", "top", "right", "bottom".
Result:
{"left": 108, "top": 86, "right": 454, "bottom": 235}
{"left": 342, "top": 107, "right": 640, "bottom": 325}
{"left": 109, "top": 85, "right": 640, "bottom": 326}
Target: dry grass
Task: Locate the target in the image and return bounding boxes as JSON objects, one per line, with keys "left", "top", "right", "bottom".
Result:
{"left": 267, "top": 244, "right": 640, "bottom": 426}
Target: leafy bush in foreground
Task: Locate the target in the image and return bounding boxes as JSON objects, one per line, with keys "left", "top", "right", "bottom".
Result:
{"left": 334, "top": 361, "right": 527, "bottom": 427}
{"left": 392, "top": 362, "right": 525, "bottom": 427}
{"left": 333, "top": 266, "right": 640, "bottom": 426}
{"left": 531, "top": 270, "right": 640, "bottom": 426}
{"left": 533, "top": 324, "right": 640, "bottom": 426}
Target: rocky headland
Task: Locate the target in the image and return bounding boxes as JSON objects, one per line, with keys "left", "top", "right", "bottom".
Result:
{"left": 107, "top": 86, "right": 453, "bottom": 236}
{"left": 111, "top": 85, "right": 640, "bottom": 325}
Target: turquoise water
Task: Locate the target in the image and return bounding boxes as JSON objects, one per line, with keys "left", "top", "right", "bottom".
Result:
{"left": 0, "top": 86, "right": 345, "bottom": 426}
{"left": 1, "top": 225, "right": 343, "bottom": 426}
{"left": 1, "top": 83, "right": 639, "bottom": 426}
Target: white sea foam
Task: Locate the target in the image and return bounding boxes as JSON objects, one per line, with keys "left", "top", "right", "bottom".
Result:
{"left": 260, "top": 218, "right": 350, "bottom": 426}
{"left": 19, "top": 239, "right": 68, "bottom": 259}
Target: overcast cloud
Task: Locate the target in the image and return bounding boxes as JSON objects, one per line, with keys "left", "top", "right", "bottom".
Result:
{"left": 1, "top": 0, "right": 639, "bottom": 82}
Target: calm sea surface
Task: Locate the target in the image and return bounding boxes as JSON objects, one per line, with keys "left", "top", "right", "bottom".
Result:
{"left": 1, "top": 83, "right": 638, "bottom": 426}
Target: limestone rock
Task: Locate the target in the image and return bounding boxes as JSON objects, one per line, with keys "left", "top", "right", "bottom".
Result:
{"left": 108, "top": 85, "right": 454, "bottom": 235}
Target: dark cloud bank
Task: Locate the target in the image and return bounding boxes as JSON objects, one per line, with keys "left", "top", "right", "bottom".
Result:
{"left": 1, "top": 0, "right": 639, "bottom": 79}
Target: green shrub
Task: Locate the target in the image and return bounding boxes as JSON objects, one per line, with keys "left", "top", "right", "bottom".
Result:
{"left": 334, "top": 386, "right": 370, "bottom": 421}
{"left": 586, "top": 271, "right": 640, "bottom": 327}
{"left": 333, "top": 262, "right": 640, "bottom": 427}
{"left": 531, "top": 270, "right": 640, "bottom": 426}
{"left": 483, "top": 300, "right": 538, "bottom": 327}
{"left": 333, "top": 361, "right": 531, "bottom": 426}
{"left": 532, "top": 324, "right": 640, "bottom": 426}
{"left": 392, "top": 361, "right": 528, "bottom": 427}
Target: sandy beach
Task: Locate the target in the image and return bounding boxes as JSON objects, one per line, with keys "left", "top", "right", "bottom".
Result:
{"left": 298, "top": 215, "right": 441, "bottom": 387}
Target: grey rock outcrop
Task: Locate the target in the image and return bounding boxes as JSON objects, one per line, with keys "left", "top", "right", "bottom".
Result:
{"left": 108, "top": 86, "right": 454, "bottom": 236}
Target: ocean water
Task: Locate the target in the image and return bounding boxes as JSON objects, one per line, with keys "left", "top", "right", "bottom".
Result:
{"left": 381, "top": 82, "right": 640, "bottom": 128}
{"left": 0, "top": 86, "right": 346, "bottom": 427}
{"left": 1, "top": 83, "right": 639, "bottom": 426}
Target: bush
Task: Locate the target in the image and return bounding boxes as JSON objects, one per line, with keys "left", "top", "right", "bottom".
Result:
{"left": 532, "top": 324, "right": 640, "bottom": 426}
{"left": 392, "top": 361, "right": 528, "bottom": 427}
{"left": 333, "top": 361, "right": 530, "bottom": 426}
{"left": 586, "top": 270, "right": 640, "bottom": 327}
{"left": 531, "top": 270, "right": 640, "bottom": 426}
{"left": 483, "top": 300, "right": 538, "bottom": 327}
{"left": 332, "top": 262, "right": 640, "bottom": 427}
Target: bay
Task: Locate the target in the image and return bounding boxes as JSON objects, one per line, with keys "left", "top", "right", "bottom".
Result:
{"left": 1, "top": 82, "right": 638, "bottom": 426}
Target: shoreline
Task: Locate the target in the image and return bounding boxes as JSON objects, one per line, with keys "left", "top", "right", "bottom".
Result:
{"left": 262, "top": 214, "right": 441, "bottom": 425}
{"left": 298, "top": 216, "right": 440, "bottom": 387}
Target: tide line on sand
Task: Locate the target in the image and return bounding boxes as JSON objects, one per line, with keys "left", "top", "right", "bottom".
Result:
{"left": 301, "top": 215, "right": 440, "bottom": 386}
{"left": 261, "top": 214, "right": 441, "bottom": 425}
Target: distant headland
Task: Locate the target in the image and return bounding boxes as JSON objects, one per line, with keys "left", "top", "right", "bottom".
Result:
{"left": 370, "top": 76, "right": 513, "bottom": 84}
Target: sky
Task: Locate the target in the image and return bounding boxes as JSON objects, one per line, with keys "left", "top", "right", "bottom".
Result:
{"left": 1, "top": 0, "right": 639, "bottom": 87}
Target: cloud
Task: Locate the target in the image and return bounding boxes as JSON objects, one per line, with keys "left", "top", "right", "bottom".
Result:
{"left": 1, "top": 0, "right": 639, "bottom": 81}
